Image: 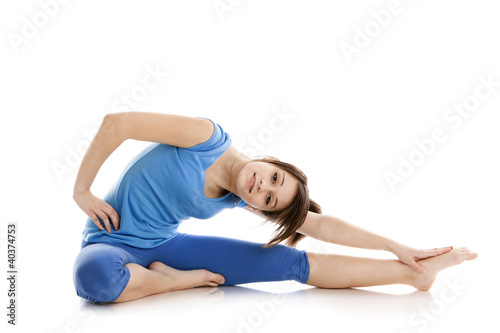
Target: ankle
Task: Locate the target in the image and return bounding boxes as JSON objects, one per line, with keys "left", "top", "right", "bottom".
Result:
{"left": 405, "top": 269, "right": 419, "bottom": 288}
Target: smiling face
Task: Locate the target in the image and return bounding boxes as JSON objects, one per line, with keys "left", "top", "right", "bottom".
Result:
{"left": 235, "top": 161, "right": 299, "bottom": 211}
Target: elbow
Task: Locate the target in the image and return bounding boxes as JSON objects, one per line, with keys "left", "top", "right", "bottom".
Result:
{"left": 103, "top": 113, "right": 115, "bottom": 122}
{"left": 101, "top": 113, "right": 124, "bottom": 140}
{"left": 103, "top": 112, "right": 120, "bottom": 125}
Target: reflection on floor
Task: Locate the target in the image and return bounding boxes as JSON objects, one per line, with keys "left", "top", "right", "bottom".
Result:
{"left": 44, "top": 265, "right": 486, "bottom": 333}
{"left": 75, "top": 282, "right": 437, "bottom": 333}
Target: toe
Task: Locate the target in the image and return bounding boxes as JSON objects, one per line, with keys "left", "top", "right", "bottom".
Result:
{"left": 211, "top": 273, "right": 225, "bottom": 284}
{"left": 458, "top": 248, "right": 477, "bottom": 259}
{"left": 201, "top": 270, "right": 225, "bottom": 284}
{"left": 467, "top": 251, "right": 478, "bottom": 260}
{"left": 215, "top": 274, "right": 225, "bottom": 284}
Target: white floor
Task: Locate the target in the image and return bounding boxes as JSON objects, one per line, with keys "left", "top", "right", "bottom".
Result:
{"left": 21, "top": 257, "right": 495, "bottom": 333}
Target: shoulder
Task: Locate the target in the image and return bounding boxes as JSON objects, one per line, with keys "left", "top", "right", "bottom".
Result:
{"left": 183, "top": 118, "right": 232, "bottom": 152}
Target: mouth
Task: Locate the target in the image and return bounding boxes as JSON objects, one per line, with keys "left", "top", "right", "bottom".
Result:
{"left": 249, "top": 173, "right": 256, "bottom": 193}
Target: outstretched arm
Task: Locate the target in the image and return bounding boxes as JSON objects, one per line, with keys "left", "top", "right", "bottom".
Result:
{"left": 298, "top": 213, "right": 398, "bottom": 252}
{"left": 297, "top": 212, "right": 452, "bottom": 273}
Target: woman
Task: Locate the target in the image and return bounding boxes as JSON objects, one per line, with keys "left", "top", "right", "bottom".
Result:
{"left": 72, "top": 112, "right": 477, "bottom": 303}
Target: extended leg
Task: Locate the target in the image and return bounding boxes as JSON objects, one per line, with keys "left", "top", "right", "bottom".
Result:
{"left": 305, "top": 247, "right": 477, "bottom": 290}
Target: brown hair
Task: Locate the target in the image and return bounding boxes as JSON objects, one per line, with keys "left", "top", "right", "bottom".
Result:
{"left": 254, "top": 157, "right": 322, "bottom": 248}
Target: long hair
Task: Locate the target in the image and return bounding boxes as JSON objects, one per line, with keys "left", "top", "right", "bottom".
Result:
{"left": 253, "top": 158, "right": 322, "bottom": 248}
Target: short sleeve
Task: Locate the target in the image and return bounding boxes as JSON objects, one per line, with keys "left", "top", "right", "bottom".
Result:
{"left": 183, "top": 118, "right": 232, "bottom": 154}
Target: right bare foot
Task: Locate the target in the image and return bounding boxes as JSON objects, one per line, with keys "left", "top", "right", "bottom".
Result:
{"left": 411, "top": 247, "right": 477, "bottom": 291}
{"left": 148, "top": 261, "right": 225, "bottom": 292}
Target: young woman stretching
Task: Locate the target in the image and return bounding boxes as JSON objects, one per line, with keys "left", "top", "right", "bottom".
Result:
{"left": 72, "top": 112, "right": 477, "bottom": 303}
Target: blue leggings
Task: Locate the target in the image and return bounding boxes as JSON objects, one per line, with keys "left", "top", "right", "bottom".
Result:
{"left": 73, "top": 232, "right": 311, "bottom": 303}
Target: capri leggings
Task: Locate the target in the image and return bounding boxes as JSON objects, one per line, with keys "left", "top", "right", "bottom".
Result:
{"left": 73, "top": 232, "right": 311, "bottom": 303}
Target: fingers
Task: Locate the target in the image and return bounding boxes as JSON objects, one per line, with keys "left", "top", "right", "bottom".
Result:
{"left": 92, "top": 209, "right": 120, "bottom": 234}
{"left": 418, "top": 246, "right": 453, "bottom": 260}
{"left": 95, "top": 210, "right": 112, "bottom": 233}
{"left": 410, "top": 260, "right": 426, "bottom": 273}
{"left": 103, "top": 205, "right": 120, "bottom": 232}
{"left": 110, "top": 211, "right": 120, "bottom": 231}
{"left": 91, "top": 214, "right": 104, "bottom": 232}
{"left": 91, "top": 204, "right": 120, "bottom": 234}
{"left": 436, "top": 246, "right": 453, "bottom": 255}
{"left": 78, "top": 191, "right": 120, "bottom": 233}
{"left": 431, "top": 246, "right": 453, "bottom": 256}
{"left": 103, "top": 212, "right": 112, "bottom": 233}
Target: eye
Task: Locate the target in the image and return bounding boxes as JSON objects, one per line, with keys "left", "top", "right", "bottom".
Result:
{"left": 272, "top": 172, "right": 278, "bottom": 183}
{"left": 266, "top": 194, "right": 271, "bottom": 205}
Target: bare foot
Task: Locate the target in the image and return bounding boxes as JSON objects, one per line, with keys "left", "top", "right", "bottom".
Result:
{"left": 148, "top": 261, "right": 225, "bottom": 292}
{"left": 411, "top": 247, "right": 477, "bottom": 291}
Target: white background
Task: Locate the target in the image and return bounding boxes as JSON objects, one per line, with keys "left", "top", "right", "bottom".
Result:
{"left": 1, "top": 0, "right": 499, "bottom": 332}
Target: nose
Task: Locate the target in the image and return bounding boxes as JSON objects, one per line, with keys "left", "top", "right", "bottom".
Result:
{"left": 258, "top": 178, "right": 268, "bottom": 191}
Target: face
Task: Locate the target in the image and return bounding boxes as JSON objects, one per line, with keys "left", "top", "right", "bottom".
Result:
{"left": 235, "top": 161, "right": 298, "bottom": 212}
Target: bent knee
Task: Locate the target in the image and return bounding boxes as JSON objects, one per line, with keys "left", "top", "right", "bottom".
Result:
{"left": 304, "top": 252, "right": 319, "bottom": 285}
{"left": 292, "top": 250, "right": 311, "bottom": 284}
{"left": 73, "top": 245, "right": 131, "bottom": 303}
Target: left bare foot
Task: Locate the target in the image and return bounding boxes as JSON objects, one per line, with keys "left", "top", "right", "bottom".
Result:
{"left": 148, "top": 261, "right": 225, "bottom": 292}
{"left": 411, "top": 247, "right": 477, "bottom": 291}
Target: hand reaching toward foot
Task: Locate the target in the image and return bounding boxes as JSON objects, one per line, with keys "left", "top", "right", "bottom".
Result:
{"left": 392, "top": 243, "right": 454, "bottom": 273}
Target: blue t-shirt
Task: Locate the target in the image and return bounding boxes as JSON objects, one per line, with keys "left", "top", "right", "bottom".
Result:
{"left": 82, "top": 119, "right": 248, "bottom": 249}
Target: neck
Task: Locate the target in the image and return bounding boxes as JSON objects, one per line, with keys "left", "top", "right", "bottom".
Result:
{"left": 214, "top": 147, "right": 250, "bottom": 195}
